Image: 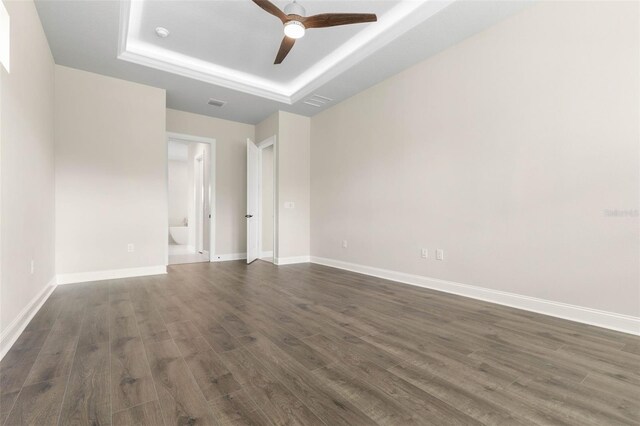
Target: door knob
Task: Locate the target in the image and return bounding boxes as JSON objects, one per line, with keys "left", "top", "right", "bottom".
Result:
{"left": 245, "top": 214, "right": 253, "bottom": 218}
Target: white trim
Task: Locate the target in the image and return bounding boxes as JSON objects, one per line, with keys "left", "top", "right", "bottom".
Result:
{"left": 310, "top": 256, "right": 640, "bottom": 336}
{"left": 56, "top": 265, "right": 167, "bottom": 285}
{"left": 117, "top": 0, "right": 452, "bottom": 104}
{"left": 275, "top": 256, "right": 311, "bottom": 266}
{"left": 166, "top": 132, "right": 216, "bottom": 263}
{"left": 260, "top": 251, "right": 274, "bottom": 259}
{"left": 211, "top": 253, "right": 247, "bottom": 262}
{"left": 167, "top": 131, "right": 216, "bottom": 145}
{"left": 256, "top": 135, "right": 277, "bottom": 267}
{"left": 257, "top": 136, "right": 275, "bottom": 149}
{"left": 0, "top": 278, "right": 57, "bottom": 360}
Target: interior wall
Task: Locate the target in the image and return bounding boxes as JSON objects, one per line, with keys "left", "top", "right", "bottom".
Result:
{"left": 166, "top": 108, "right": 254, "bottom": 256}
{"left": 55, "top": 65, "right": 167, "bottom": 275}
{"left": 0, "top": 0, "right": 55, "bottom": 339}
{"left": 262, "top": 145, "right": 274, "bottom": 254}
{"left": 168, "top": 160, "right": 188, "bottom": 227}
{"left": 278, "top": 112, "right": 311, "bottom": 260}
{"left": 256, "top": 111, "right": 311, "bottom": 261}
{"left": 310, "top": 1, "right": 639, "bottom": 317}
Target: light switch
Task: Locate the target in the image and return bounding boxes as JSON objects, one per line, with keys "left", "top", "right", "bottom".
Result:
{"left": 284, "top": 201, "right": 295, "bottom": 209}
{"left": 436, "top": 249, "right": 444, "bottom": 261}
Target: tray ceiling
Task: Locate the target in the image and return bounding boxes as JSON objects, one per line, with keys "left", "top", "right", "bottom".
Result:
{"left": 35, "top": 0, "right": 532, "bottom": 123}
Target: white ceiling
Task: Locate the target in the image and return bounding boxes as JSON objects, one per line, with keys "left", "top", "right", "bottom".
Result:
{"left": 35, "top": 0, "right": 532, "bottom": 124}
{"left": 133, "top": 1, "right": 397, "bottom": 84}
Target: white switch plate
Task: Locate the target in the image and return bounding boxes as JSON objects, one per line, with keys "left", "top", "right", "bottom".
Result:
{"left": 421, "top": 248, "right": 428, "bottom": 259}
{"left": 127, "top": 243, "right": 135, "bottom": 253}
{"left": 30, "top": 260, "right": 35, "bottom": 274}
{"left": 284, "top": 201, "right": 295, "bottom": 209}
{"left": 436, "top": 249, "right": 444, "bottom": 260}
{"left": 342, "top": 240, "right": 348, "bottom": 248}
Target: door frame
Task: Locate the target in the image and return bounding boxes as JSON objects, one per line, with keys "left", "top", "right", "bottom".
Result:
{"left": 194, "top": 153, "right": 205, "bottom": 254}
{"left": 166, "top": 132, "right": 216, "bottom": 264}
{"left": 257, "top": 135, "right": 277, "bottom": 262}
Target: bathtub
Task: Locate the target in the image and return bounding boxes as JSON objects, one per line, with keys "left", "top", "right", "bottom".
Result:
{"left": 169, "top": 226, "right": 189, "bottom": 245}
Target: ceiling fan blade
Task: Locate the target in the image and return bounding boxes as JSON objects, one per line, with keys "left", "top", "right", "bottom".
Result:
{"left": 302, "top": 13, "right": 377, "bottom": 29}
{"left": 275, "top": 36, "right": 296, "bottom": 64}
{"left": 252, "top": 0, "right": 288, "bottom": 23}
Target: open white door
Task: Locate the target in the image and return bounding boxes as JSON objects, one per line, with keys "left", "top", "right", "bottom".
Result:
{"left": 246, "top": 138, "right": 259, "bottom": 264}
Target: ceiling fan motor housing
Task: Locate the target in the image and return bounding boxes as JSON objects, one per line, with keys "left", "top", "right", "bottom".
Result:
{"left": 284, "top": 1, "right": 306, "bottom": 18}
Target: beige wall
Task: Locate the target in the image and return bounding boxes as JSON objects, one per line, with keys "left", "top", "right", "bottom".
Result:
{"left": 55, "top": 66, "right": 167, "bottom": 274}
{"left": 257, "top": 111, "right": 311, "bottom": 261}
{"left": 279, "top": 112, "right": 311, "bottom": 259}
{"left": 262, "top": 145, "right": 274, "bottom": 253}
{"left": 256, "top": 112, "right": 278, "bottom": 143}
{"left": 311, "top": 1, "right": 639, "bottom": 316}
{"left": 166, "top": 108, "right": 254, "bottom": 256}
{"left": 1, "top": 0, "right": 55, "bottom": 338}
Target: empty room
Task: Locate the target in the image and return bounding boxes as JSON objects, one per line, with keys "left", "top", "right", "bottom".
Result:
{"left": 0, "top": 0, "right": 638, "bottom": 425}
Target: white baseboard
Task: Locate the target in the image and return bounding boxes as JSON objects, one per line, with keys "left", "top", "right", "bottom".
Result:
{"left": 310, "top": 256, "right": 640, "bottom": 336}
{"left": 211, "top": 253, "right": 246, "bottom": 262}
{"left": 56, "top": 265, "right": 167, "bottom": 285}
{"left": 275, "top": 256, "right": 311, "bottom": 265}
{"left": 260, "top": 251, "right": 274, "bottom": 259}
{"left": 0, "top": 277, "right": 57, "bottom": 360}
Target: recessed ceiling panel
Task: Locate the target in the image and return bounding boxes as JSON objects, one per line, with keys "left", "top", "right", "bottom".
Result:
{"left": 119, "top": 0, "right": 442, "bottom": 103}
{"left": 35, "top": 0, "right": 533, "bottom": 123}
{"left": 133, "top": 1, "right": 396, "bottom": 84}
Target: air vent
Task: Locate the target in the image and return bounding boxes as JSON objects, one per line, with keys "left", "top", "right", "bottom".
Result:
{"left": 303, "top": 94, "right": 333, "bottom": 108}
{"left": 207, "top": 98, "right": 227, "bottom": 107}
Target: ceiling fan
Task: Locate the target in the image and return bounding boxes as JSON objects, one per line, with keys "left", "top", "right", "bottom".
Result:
{"left": 252, "top": 0, "right": 378, "bottom": 64}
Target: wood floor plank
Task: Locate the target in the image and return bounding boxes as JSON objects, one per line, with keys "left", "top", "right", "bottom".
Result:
{"left": 110, "top": 336, "right": 157, "bottom": 412}
{"left": 209, "top": 389, "right": 272, "bottom": 426}
{"left": 78, "top": 304, "right": 109, "bottom": 348}
{"left": 1, "top": 261, "right": 638, "bottom": 425}
{"left": 143, "top": 338, "right": 218, "bottom": 425}
{"left": 217, "top": 347, "right": 324, "bottom": 425}
{"left": 0, "top": 352, "right": 41, "bottom": 395}
{"left": 4, "top": 378, "right": 66, "bottom": 426}
{"left": 0, "top": 391, "right": 19, "bottom": 425}
{"left": 58, "top": 341, "right": 111, "bottom": 426}
{"left": 111, "top": 400, "right": 166, "bottom": 426}
{"left": 24, "top": 349, "right": 75, "bottom": 385}
{"left": 174, "top": 337, "right": 242, "bottom": 401}
{"left": 312, "top": 363, "right": 430, "bottom": 426}
{"left": 242, "top": 332, "right": 378, "bottom": 426}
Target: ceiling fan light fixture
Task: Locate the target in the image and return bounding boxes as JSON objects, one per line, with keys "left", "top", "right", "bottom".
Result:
{"left": 284, "top": 20, "right": 305, "bottom": 39}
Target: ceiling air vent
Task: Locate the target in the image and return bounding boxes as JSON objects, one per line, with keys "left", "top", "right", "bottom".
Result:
{"left": 303, "top": 94, "right": 333, "bottom": 108}
{"left": 207, "top": 98, "right": 227, "bottom": 107}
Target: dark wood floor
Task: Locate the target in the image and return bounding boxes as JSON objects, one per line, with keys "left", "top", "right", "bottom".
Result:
{"left": 1, "top": 261, "right": 638, "bottom": 425}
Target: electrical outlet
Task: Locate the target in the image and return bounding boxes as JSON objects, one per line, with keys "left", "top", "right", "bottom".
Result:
{"left": 30, "top": 260, "right": 35, "bottom": 274}
{"left": 436, "top": 249, "right": 444, "bottom": 261}
{"left": 421, "top": 248, "right": 428, "bottom": 259}
{"left": 127, "top": 243, "right": 135, "bottom": 253}
{"left": 342, "top": 240, "right": 348, "bottom": 249}
{"left": 284, "top": 201, "right": 295, "bottom": 209}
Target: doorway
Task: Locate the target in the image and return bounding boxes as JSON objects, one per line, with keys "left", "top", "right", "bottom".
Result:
{"left": 167, "top": 132, "right": 216, "bottom": 265}
{"left": 246, "top": 136, "right": 276, "bottom": 264}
